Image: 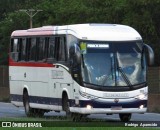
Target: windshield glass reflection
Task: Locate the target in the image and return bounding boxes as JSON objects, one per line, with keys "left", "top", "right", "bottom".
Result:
{"left": 81, "top": 41, "right": 146, "bottom": 87}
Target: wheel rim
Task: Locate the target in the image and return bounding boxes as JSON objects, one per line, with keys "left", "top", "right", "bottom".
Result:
{"left": 23, "top": 92, "right": 31, "bottom": 116}
{"left": 25, "top": 100, "right": 30, "bottom": 114}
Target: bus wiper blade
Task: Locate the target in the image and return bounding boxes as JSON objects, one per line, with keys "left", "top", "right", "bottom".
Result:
{"left": 117, "top": 66, "right": 132, "bottom": 87}
{"left": 116, "top": 53, "right": 132, "bottom": 87}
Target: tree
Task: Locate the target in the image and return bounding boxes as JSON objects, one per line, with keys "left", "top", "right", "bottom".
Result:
{"left": 0, "top": 0, "right": 160, "bottom": 65}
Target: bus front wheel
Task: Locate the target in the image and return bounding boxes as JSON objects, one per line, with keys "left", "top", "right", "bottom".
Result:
{"left": 119, "top": 113, "right": 131, "bottom": 122}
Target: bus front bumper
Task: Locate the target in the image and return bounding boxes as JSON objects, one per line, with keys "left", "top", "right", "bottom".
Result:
{"left": 70, "top": 107, "right": 147, "bottom": 114}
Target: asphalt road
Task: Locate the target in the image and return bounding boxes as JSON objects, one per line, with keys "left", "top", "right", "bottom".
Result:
{"left": 0, "top": 102, "right": 160, "bottom": 122}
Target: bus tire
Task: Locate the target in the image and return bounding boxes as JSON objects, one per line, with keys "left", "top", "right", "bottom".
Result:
{"left": 23, "top": 91, "right": 33, "bottom": 117}
{"left": 119, "top": 113, "right": 131, "bottom": 122}
{"left": 62, "top": 94, "right": 71, "bottom": 118}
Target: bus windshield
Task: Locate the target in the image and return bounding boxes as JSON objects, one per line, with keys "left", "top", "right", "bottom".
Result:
{"left": 80, "top": 41, "right": 146, "bottom": 87}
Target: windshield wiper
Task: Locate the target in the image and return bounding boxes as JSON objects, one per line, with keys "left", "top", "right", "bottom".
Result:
{"left": 82, "top": 54, "right": 85, "bottom": 68}
{"left": 116, "top": 53, "right": 132, "bottom": 87}
{"left": 117, "top": 66, "right": 132, "bottom": 86}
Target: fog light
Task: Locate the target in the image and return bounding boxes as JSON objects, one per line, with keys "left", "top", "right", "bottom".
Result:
{"left": 139, "top": 105, "right": 144, "bottom": 109}
{"left": 86, "top": 105, "right": 92, "bottom": 110}
{"left": 75, "top": 99, "right": 79, "bottom": 105}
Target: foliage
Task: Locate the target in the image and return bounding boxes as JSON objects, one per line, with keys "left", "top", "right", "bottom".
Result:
{"left": 0, "top": 0, "right": 160, "bottom": 65}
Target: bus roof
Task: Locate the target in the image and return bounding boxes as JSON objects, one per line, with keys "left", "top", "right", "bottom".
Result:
{"left": 11, "top": 23, "right": 142, "bottom": 41}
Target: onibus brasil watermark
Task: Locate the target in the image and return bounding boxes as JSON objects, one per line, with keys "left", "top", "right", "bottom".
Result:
{"left": 2, "top": 122, "right": 42, "bottom": 128}
{"left": 1, "top": 121, "right": 160, "bottom": 127}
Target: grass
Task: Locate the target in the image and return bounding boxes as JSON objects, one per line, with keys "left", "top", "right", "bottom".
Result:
{"left": 0, "top": 127, "right": 159, "bottom": 130}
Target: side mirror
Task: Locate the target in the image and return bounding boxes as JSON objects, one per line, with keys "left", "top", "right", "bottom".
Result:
{"left": 144, "top": 44, "right": 154, "bottom": 66}
{"left": 69, "top": 44, "right": 83, "bottom": 85}
{"left": 69, "top": 44, "right": 81, "bottom": 65}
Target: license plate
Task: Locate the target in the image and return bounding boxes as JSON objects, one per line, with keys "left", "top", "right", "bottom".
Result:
{"left": 111, "top": 106, "right": 122, "bottom": 110}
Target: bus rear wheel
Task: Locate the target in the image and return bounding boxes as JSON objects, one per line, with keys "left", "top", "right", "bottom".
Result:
{"left": 62, "top": 94, "right": 71, "bottom": 118}
{"left": 23, "top": 91, "right": 44, "bottom": 117}
{"left": 119, "top": 113, "right": 131, "bottom": 122}
{"left": 23, "top": 91, "right": 33, "bottom": 117}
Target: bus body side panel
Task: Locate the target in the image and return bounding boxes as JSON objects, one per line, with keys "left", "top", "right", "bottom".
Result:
{"left": 10, "top": 65, "right": 50, "bottom": 110}
{"left": 48, "top": 65, "right": 74, "bottom": 111}
{"left": 9, "top": 64, "right": 75, "bottom": 111}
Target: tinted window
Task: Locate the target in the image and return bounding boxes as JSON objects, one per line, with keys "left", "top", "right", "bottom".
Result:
{"left": 12, "top": 39, "right": 19, "bottom": 52}
{"left": 29, "top": 38, "right": 37, "bottom": 61}
{"left": 10, "top": 38, "right": 19, "bottom": 61}
{"left": 20, "top": 38, "right": 26, "bottom": 61}
{"left": 37, "top": 37, "right": 45, "bottom": 61}
{"left": 48, "top": 37, "right": 55, "bottom": 59}
{"left": 58, "top": 37, "right": 66, "bottom": 61}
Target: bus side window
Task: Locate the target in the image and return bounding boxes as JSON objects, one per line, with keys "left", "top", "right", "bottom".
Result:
{"left": 29, "top": 38, "right": 37, "bottom": 61}
{"left": 26, "top": 38, "right": 31, "bottom": 61}
{"left": 44, "top": 37, "right": 49, "bottom": 60}
{"left": 58, "top": 37, "right": 66, "bottom": 61}
{"left": 37, "top": 37, "right": 45, "bottom": 61}
{"left": 20, "top": 38, "right": 26, "bottom": 61}
{"left": 48, "top": 37, "right": 55, "bottom": 59}
{"left": 10, "top": 38, "right": 19, "bottom": 61}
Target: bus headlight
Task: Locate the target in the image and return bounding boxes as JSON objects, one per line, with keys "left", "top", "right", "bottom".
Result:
{"left": 135, "top": 93, "right": 147, "bottom": 100}
{"left": 86, "top": 105, "right": 92, "bottom": 110}
{"left": 79, "top": 91, "right": 97, "bottom": 100}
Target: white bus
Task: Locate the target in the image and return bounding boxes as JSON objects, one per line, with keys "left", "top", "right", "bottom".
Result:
{"left": 9, "top": 24, "right": 154, "bottom": 121}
